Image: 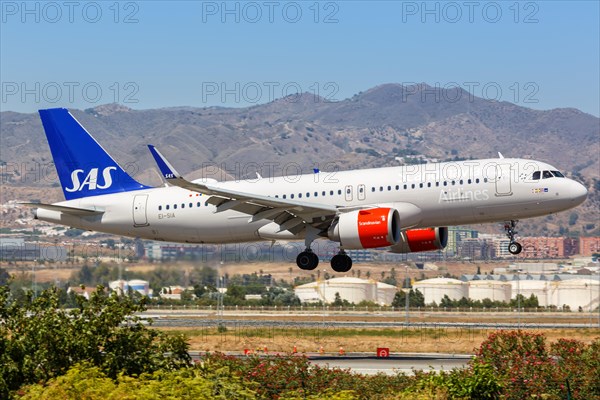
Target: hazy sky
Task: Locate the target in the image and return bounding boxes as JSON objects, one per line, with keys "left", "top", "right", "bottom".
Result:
{"left": 1, "top": 1, "right": 599, "bottom": 115}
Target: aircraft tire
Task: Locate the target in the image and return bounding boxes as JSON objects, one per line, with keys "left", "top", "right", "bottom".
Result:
{"left": 331, "top": 254, "right": 352, "bottom": 273}
{"left": 297, "top": 251, "right": 319, "bottom": 270}
{"left": 508, "top": 242, "right": 522, "bottom": 255}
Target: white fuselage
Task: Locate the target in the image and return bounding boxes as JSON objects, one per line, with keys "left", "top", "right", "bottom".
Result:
{"left": 36, "top": 158, "right": 588, "bottom": 244}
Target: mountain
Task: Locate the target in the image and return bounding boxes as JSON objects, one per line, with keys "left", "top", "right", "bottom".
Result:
{"left": 1, "top": 83, "right": 598, "bottom": 236}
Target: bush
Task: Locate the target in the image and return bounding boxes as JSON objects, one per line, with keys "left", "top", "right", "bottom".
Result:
{"left": 0, "top": 286, "right": 190, "bottom": 399}
{"left": 473, "top": 330, "right": 600, "bottom": 399}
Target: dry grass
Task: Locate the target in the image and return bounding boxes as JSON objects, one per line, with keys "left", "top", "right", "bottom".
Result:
{"left": 156, "top": 326, "right": 599, "bottom": 354}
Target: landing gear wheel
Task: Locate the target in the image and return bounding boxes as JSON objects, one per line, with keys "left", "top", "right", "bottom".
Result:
{"left": 508, "top": 242, "right": 522, "bottom": 255}
{"left": 297, "top": 250, "right": 319, "bottom": 270}
{"left": 331, "top": 253, "right": 353, "bottom": 273}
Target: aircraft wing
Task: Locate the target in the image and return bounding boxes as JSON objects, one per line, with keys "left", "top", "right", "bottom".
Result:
{"left": 148, "top": 145, "right": 338, "bottom": 233}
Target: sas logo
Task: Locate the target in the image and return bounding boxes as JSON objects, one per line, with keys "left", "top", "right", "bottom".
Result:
{"left": 65, "top": 166, "right": 117, "bottom": 192}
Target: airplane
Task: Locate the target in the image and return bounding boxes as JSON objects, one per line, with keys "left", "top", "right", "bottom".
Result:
{"left": 27, "top": 108, "right": 588, "bottom": 272}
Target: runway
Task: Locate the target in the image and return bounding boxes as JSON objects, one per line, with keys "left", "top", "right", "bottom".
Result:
{"left": 308, "top": 353, "right": 471, "bottom": 375}
{"left": 187, "top": 351, "right": 472, "bottom": 375}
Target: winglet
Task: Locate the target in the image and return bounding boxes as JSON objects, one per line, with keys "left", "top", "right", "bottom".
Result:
{"left": 147, "top": 145, "right": 182, "bottom": 180}
{"left": 498, "top": 152, "right": 504, "bottom": 159}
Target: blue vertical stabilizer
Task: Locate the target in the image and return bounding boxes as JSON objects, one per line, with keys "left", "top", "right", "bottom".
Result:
{"left": 38, "top": 108, "right": 150, "bottom": 200}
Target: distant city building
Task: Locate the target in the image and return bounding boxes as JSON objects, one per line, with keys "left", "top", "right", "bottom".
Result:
{"left": 0, "top": 237, "right": 67, "bottom": 262}
{"left": 579, "top": 237, "right": 600, "bottom": 257}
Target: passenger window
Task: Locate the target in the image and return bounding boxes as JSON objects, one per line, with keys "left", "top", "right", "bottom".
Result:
{"left": 371, "top": 187, "right": 375, "bottom": 192}
{"left": 166, "top": 205, "right": 170, "bottom": 210}
{"left": 298, "top": 193, "right": 302, "bottom": 198}
{"left": 338, "top": 189, "right": 342, "bottom": 195}
{"left": 330, "top": 190, "right": 334, "bottom": 195}
{"left": 419, "top": 183, "right": 423, "bottom": 188}
{"left": 306, "top": 193, "right": 310, "bottom": 198}
{"left": 403, "top": 184, "right": 407, "bottom": 189}
{"left": 314, "top": 191, "right": 318, "bottom": 196}
{"left": 291, "top": 194, "right": 294, "bottom": 199}
{"left": 181, "top": 204, "right": 185, "bottom": 209}
{"left": 283, "top": 195, "right": 287, "bottom": 199}
{"left": 411, "top": 184, "right": 415, "bottom": 189}
{"left": 484, "top": 178, "right": 488, "bottom": 183}
{"left": 347, "top": 188, "right": 351, "bottom": 194}
{"left": 443, "top": 181, "right": 447, "bottom": 186}
{"left": 174, "top": 204, "right": 177, "bottom": 209}
{"left": 435, "top": 182, "right": 439, "bottom": 187}
{"left": 451, "top": 181, "right": 456, "bottom": 185}
{"left": 158, "top": 205, "right": 162, "bottom": 211}
{"left": 468, "top": 179, "right": 472, "bottom": 184}
{"left": 395, "top": 185, "right": 399, "bottom": 190}
{"left": 380, "top": 186, "right": 383, "bottom": 192}
{"left": 542, "top": 171, "right": 553, "bottom": 179}
{"left": 427, "top": 182, "right": 431, "bottom": 187}
{"left": 475, "top": 178, "right": 480, "bottom": 184}
{"left": 387, "top": 185, "right": 391, "bottom": 191}
{"left": 197, "top": 202, "right": 201, "bottom": 207}
{"left": 322, "top": 191, "right": 326, "bottom": 196}
{"left": 189, "top": 203, "right": 193, "bottom": 208}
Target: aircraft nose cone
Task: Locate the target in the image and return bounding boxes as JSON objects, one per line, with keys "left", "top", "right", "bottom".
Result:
{"left": 571, "top": 181, "right": 588, "bottom": 205}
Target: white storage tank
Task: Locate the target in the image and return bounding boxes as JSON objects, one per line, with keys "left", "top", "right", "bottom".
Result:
{"left": 376, "top": 281, "right": 398, "bottom": 305}
{"left": 511, "top": 280, "right": 550, "bottom": 307}
{"left": 550, "top": 278, "right": 599, "bottom": 311}
{"left": 412, "top": 278, "right": 467, "bottom": 305}
{"left": 294, "top": 277, "right": 397, "bottom": 305}
{"left": 468, "top": 280, "right": 511, "bottom": 303}
{"left": 127, "top": 279, "right": 150, "bottom": 296}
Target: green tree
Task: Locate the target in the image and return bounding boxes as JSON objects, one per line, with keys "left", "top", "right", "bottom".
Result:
{"left": 0, "top": 285, "right": 190, "bottom": 398}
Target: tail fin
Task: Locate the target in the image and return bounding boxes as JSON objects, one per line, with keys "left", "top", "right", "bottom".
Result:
{"left": 39, "top": 108, "right": 150, "bottom": 200}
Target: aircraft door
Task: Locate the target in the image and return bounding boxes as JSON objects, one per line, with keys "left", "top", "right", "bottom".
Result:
{"left": 357, "top": 184, "right": 366, "bottom": 201}
{"left": 495, "top": 164, "right": 513, "bottom": 196}
{"left": 345, "top": 185, "right": 353, "bottom": 202}
{"left": 133, "top": 194, "right": 149, "bottom": 227}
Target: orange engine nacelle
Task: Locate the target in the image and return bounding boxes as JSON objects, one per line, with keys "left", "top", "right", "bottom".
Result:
{"left": 328, "top": 208, "right": 401, "bottom": 249}
{"left": 388, "top": 227, "right": 448, "bottom": 253}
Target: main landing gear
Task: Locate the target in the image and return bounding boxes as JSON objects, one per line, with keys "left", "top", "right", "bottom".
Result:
{"left": 295, "top": 248, "right": 354, "bottom": 272}
{"left": 504, "top": 220, "right": 522, "bottom": 255}
{"left": 296, "top": 249, "right": 319, "bottom": 270}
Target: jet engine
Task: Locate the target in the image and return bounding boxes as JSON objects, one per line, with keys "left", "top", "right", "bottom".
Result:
{"left": 388, "top": 227, "right": 448, "bottom": 253}
{"left": 328, "top": 207, "right": 401, "bottom": 249}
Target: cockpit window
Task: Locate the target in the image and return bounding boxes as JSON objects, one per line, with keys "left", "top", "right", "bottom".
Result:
{"left": 542, "top": 171, "right": 553, "bottom": 179}
{"left": 532, "top": 171, "right": 541, "bottom": 180}
{"left": 551, "top": 170, "right": 565, "bottom": 178}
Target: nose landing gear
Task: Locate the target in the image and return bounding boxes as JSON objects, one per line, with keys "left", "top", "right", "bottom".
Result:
{"left": 504, "top": 220, "right": 522, "bottom": 255}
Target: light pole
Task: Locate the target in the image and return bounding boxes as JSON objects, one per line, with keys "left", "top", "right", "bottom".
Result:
{"left": 405, "top": 266, "right": 410, "bottom": 325}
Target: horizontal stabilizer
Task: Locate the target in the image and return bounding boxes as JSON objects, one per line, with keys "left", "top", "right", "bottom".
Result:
{"left": 21, "top": 203, "right": 104, "bottom": 216}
